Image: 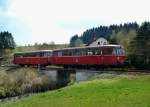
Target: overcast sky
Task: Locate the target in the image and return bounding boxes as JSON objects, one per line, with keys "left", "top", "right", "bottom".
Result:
{"left": 0, "top": 0, "right": 150, "bottom": 45}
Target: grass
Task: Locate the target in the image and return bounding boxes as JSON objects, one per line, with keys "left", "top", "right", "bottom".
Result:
{"left": 1, "top": 74, "right": 150, "bottom": 107}
{"left": 0, "top": 67, "right": 54, "bottom": 98}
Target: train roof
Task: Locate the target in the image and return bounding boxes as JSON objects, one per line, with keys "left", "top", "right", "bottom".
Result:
{"left": 53, "top": 44, "right": 122, "bottom": 51}
{"left": 14, "top": 45, "right": 123, "bottom": 54}
{"left": 14, "top": 50, "right": 52, "bottom": 54}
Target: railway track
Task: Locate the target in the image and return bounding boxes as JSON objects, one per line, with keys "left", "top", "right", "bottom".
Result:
{"left": 1, "top": 64, "right": 150, "bottom": 73}
{"left": 44, "top": 66, "right": 150, "bottom": 74}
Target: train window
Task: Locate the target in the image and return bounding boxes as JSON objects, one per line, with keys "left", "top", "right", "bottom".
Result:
{"left": 36, "top": 53, "right": 40, "bottom": 57}
{"left": 72, "top": 50, "right": 76, "bottom": 56}
{"left": 95, "top": 49, "right": 102, "bottom": 55}
{"left": 116, "top": 48, "right": 119, "bottom": 55}
{"left": 47, "top": 52, "right": 52, "bottom": 57}
{"left": 40, "top": 53, "right": 44, "bottom": 57}
{"left": 87, "top": 48, "right": 101, "bottom": 55}
{"left": 81, "top": 49, "right": 86, "bottom": 56}
{"left": 71, "top": 49, "right": 87, "bottom": 56}
{"left": 53, "top": 51, "right": 58, "bottom": 56}
{"left": 62, "top": 50, "right": 74, "bottom": 56}
{"left": 71, "top": 49, "right": 81, "bottom": 56}
{"left": 58, "top": 51, "right": 62, "bottom": 57}
{"left": 23, "top": 53, "right": 29, "bottom": 57}
{"left": 112, "top": 48, "right": 117, "bottom": 55}
{"left": 115, "top": 48, "right": 125, "bottom": 55}
{"left": 25, "top": 53, "right": 37, "bottom": 57}
{"left": 68, "top": 50, "right": 73, "bottom": 56}
{"left": 15, "top": 54, "right": 24, "bottom": 58}
{"left": 42, "top": 52, "right": 52, "bottom": 57}
{"left": 22, "top": 53, "right": 27, "bottom": 57}
{"left": 102, "top": 48, "right": 113, "bottom": 55}
{"left": 75, "top": 50, "right": 81, "bottom": 56}
{"left": 62, "top": 50, "right": 67, "bottom": 56}
{"left": 87, "top": 51, "right": 93, "bottom": 55}
{"left": 87, "top": 49, "right": 93, "bottom": 55}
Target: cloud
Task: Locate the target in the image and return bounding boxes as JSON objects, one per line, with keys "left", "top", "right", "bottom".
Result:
{"left": 6, "top": 0, "right": 88, "bottom": 44}
{"left": 0, "top": 0, "right": 32, "bottom": 45}
{"left": 1, "top": 0, "right": 150, "bottom": 45}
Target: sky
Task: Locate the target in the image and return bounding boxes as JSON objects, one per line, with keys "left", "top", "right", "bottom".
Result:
{"left": 0, "top": 0, "right": 150, "bottom": 45}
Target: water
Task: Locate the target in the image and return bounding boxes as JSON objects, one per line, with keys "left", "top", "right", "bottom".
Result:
{"left": 43, "top": 69, "right": 121, "bottom": 83}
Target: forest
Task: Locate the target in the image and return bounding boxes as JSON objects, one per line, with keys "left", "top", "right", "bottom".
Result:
{"left": 70, "top": 22, "right": 139, "bottom": 46}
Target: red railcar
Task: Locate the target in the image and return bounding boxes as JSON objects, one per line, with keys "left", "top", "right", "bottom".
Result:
{"left": 13, "top": 50, "right": 52, "bottom": 66}
{"left": 13, "top": 45, "right": 126, "bottom": 68}
{"left": 52, "top": 45, "right": 126, "bottom": 67}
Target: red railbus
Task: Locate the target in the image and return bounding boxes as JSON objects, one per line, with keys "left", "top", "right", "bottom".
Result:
{"left": 13, "top": 50, "right": 52, "bottom": 67}
{"left": 52, "top": 45, "right": 126, "bottom": 67}
{"left": 13, "top": 45, "right": 126, "bottom": 68}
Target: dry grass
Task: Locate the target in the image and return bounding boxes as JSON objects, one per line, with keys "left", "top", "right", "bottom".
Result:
{"left": 0, "top": 67, "right": 55, "bottom": 98}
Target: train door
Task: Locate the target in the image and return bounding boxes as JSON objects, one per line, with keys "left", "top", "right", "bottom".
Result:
{"left": 40, "top": 52, "right": 52, "bottom": 65}
{"left": 94, "top": 48, "right": 103, "bottom": 65}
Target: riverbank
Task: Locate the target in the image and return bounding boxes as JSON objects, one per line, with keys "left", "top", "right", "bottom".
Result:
{"left": 0, "top": 67, "right": 63, "bottom": 99}
{"left": 1, "top": 74, "right": 150, "bottom": 107}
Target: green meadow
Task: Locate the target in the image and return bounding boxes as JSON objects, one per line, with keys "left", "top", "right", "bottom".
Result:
{"left": 1, "top": 74, "right": 150, "bottom": 107}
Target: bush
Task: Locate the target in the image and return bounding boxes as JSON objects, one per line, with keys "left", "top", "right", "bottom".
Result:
{"left": 0, "top": 67, "right": 56, "bottom": 98}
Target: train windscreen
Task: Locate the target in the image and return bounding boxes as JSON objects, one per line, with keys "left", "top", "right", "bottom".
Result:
{"left": 113, "top": 47, "right": 125, "bottom": 55}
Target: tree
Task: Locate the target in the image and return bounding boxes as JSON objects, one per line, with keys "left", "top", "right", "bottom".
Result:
{"left": 0, "top": 31, "right": 16, "bottom": 49}
{"left": 128, "top": 22, "right": 150, "bottom": 67}
{"left": 110, "top": 31, "right": 117, "bottom": 44}
{"left": 73, "top": 38, "right": 84, "bottom": 47}
{"left": 49, "top": 41, "right": 56, "bottom": 50}
{"left": 119, "top": 30, "right": 136, "bottom": 54}
{"left": 109, "top": 30, "right": 137, "bottom": 55}
{"left": 69, "top": 34, "right": 79, "bottom": 47}
{"left": 0, "top": 31, "right": 16, "bottom": 56}
{"left": 69, "top": 35, "right": 84, "bottom": 47}
{"left": 38, "top": 42, "right": 49, "bottom": 50}
{"left": 79, "top": 22, "right": 139, "bottom": 44}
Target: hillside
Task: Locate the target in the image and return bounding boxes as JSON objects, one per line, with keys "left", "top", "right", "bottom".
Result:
{"left": 1, "top": 74, "right": 150, "bottom": 107}
{"left": 70, "top": 22, "right": 139, "bottom": 45}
